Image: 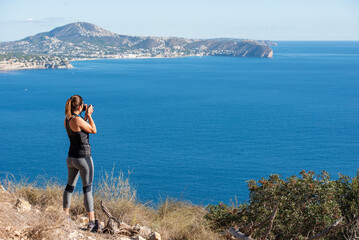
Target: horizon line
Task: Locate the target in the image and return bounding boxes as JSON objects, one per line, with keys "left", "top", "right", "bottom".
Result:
{"left": 1, "top": 37, "right": 359, "bottom": 43}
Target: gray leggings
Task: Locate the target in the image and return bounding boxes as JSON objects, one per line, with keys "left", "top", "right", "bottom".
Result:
{"left": 63, "top": 156, "right": 94, "bottom": 212}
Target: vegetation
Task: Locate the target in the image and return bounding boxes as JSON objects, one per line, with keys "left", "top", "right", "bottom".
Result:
{"left": 0, "top": 169, "right": 218, "bottom": 240}
{"left": 1, "top": 170, "right": 359, "bottom": 239}
{"left": 206, "top": 170, "right": 359, "bottom": 239}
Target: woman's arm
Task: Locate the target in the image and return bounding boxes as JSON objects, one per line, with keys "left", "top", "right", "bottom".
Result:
{"left": 78, "top": 106, "right": 97, "bottom": 134}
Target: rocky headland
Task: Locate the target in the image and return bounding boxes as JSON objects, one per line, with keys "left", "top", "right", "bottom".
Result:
{"left": 0, "top": 22, "right": 275, "bottom": 71}
{"left": 0, "top": 54, "right": 73, "bottom": 71}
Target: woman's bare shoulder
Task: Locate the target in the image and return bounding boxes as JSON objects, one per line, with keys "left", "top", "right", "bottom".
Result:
{"left": 73, "top": 116, "right": 85, "bottom": 122}
{"left": 72, "top": 116, "right": 87, "bottom": 127}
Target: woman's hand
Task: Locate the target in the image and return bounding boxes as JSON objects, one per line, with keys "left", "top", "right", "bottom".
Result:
{"left": 86, "top": 105, "right": 94, "bottom": 117}
{"left": 82, "top": 105, "right": 96, "bottom": 134}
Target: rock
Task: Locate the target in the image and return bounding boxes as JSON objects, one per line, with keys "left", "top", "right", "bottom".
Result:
{"left": 13, "top": 230, "right": 21, "bottom": 236}
{"left": 68, "top": 231, "right": 79, "bottom": 239}
{"left": 14, "top": 198, "right": 31, "bottom": 212}
{"left": 54, "top": 229, "right": 63, "bottom": 236}
{"left": 138, "top": 225, "right": 152, "bottom": 239}
{"left": 148, "top": 232, "right": 161, "bottom": 240}
{"left": 130, "top": 236, "right": 146, "bottom": 240}
{"left": 5, "top": 227, "right": 28, "bottom": 240}
{"left": 68, "top": 230, "right": 86, "bottom": 239}
{"left": 80, "top": 216, "right": 89, "bottom": 225}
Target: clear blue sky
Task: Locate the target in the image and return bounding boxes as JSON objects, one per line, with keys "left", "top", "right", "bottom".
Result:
{"left": 0, "top": 0, "right": 358, "bottom": 42}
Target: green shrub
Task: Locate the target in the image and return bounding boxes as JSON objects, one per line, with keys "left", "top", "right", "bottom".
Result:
{"left": 205, "top": 202, "right": 245, "bottom": 229}
{"left": 206, "top": 170, "right": 359, "bottom": 240}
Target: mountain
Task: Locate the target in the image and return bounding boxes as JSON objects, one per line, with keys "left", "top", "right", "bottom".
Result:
{"left": 0, "top": 22, "right": 274, "bottom": 59}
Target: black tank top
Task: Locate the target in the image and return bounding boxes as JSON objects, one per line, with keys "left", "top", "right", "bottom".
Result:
{"left": 65, "top": 115, "right": 91, "bottom": 158}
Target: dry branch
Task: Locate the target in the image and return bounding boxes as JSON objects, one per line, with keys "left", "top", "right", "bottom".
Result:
{"left": 100, "top": 200, "right": 140, "bottom": 236}
{"left": 227, "top": 227, "right": 255, "bottom": 240}
{"left": 263, "top": 206, "right": 278, "bottom": 239}
{"left": 307, "top": 215, "right": 359, "bottom": 240}
{"left": 240, "top": 205, "right": 279, "bottom": 236}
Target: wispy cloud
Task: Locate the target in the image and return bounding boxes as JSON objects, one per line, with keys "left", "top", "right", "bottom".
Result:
{"left": 9, "top": 17, "right": 73, "bottom": 24}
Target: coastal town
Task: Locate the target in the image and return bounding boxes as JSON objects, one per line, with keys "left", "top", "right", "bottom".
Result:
{"left": 0, "top": 53, "right": 73, "bottom": 71}
{"left": 0, "top": 22, "right": 275, "bottom": 71}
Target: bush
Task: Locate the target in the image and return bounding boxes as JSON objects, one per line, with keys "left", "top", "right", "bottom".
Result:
{"left": 205, "top": 202, "right": 244, "bottom": 229}
{"left": 205, "top": 170, "right": 359, "bottom": 240}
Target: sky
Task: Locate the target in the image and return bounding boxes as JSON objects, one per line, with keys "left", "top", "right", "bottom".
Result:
{"left": 0, "top": 0, "right": 358, "bottom": 42}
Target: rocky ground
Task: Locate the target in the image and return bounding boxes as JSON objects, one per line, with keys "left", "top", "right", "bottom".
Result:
{"left": 0, "top": 185, "right": 161, "bottom": 240}
{"left": 0, "top": 169, "right": 223, "bottom": 240}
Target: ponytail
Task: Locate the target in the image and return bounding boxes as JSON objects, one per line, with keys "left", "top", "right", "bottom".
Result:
{"left": 65, "top": 95, "right": 83, "bottom": 119}
{"left": 65, "top": 98, "right": 72, "bottom": 119}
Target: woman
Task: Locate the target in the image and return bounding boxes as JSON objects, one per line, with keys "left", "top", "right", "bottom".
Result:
{"left": 63, "top": 95, "right": 99, "bottom": 232}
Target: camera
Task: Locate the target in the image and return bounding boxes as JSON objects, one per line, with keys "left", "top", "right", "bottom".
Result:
{"left": 82, "top": 104, "right": 93, "bottom": 112}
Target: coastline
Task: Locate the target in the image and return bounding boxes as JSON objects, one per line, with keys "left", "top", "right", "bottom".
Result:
{"left": 0, "top": 47, "right": 274, "bottom": 72}
{"left": 0, "top": 62, "right": 74, "bottom": 72}
{"left": 0, "top": 54, "right": 203, "bottom": 72}
{"left": 0, "top": 55, "right": 74, "bottom": 72}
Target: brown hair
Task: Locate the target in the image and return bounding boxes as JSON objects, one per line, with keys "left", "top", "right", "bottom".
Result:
{"left": 65, "top": 95, "right": 83, "bottom": 119}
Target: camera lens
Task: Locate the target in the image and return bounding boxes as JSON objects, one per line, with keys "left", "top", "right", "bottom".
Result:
{"left": 82, "top": 104, "right": 92, "bottom": 112}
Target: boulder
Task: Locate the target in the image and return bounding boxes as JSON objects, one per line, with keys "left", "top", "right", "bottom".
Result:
{"left": 14, "top": 198, "right": 31, "bottom": 212}
{"left": 138, "top": 225, "right": 152, "bottom": 239}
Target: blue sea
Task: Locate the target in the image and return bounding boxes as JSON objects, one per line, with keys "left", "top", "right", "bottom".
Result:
{"left": 1, "top": 41, "right": 359, "bottom": 205}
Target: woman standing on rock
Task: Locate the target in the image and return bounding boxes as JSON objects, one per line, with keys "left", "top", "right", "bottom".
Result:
{"left": 63, "top": 94, "right": 99, "bottom": 232}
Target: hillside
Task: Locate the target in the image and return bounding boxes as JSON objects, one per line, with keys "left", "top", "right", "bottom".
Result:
{"left": 1, "top": 170, "right": 359, "bottom": 239}
{"left": 0, "top": 22, "right": 274, "bottom": 60}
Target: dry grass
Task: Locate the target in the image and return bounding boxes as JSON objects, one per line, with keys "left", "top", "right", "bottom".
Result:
{"left": 0, "top": 170, "right": 222, "bottom": 240}
{"left": 153, "top": 198, "right": 220, "bottom": 240}
{"left": 0, "top": 192, "right": 77, "bottom": 240}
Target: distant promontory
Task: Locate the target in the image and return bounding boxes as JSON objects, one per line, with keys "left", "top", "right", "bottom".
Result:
{"left": 0, "top": 22, "right": 276, "bottom": 71}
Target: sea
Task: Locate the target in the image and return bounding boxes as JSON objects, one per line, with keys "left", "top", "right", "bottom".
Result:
{"left": 0, "top": 41, "right": 359, "bottom": 206}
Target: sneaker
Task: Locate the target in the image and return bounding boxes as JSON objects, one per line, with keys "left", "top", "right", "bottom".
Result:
{"left": 86, "top": 220, "right": 102, "bottom": 233}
